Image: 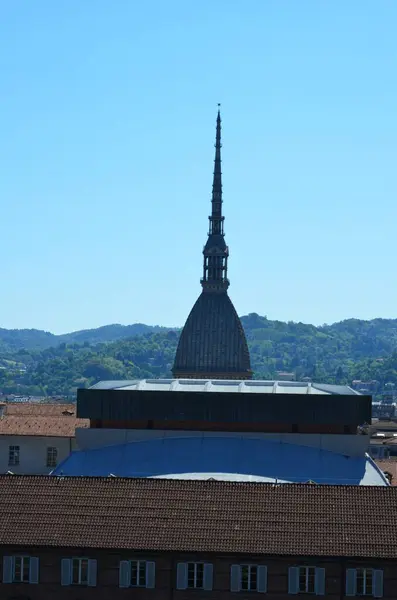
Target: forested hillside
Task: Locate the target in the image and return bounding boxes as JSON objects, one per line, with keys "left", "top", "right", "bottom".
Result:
{"left": 1, "top": 314, "right": 397, "bottom": 397}
{"left": 0, "top": 323, "right": 171, "bottom": 353}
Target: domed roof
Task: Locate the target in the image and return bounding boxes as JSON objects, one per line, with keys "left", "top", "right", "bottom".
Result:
{"left": 172, "top": 291, "right": 252, "bottom": 378}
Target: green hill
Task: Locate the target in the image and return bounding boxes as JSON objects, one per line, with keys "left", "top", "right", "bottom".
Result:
{"left": 1, "top": 314, "right": 397, "bottom": 397}
{"left": 0, "top": 323, "right": 173, "bottom": 353}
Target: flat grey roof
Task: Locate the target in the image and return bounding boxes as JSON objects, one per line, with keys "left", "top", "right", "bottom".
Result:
{"left": 89, "top": 379, "right": 360, "bottom": 395}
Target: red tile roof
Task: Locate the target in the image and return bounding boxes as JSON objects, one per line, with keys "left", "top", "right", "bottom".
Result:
{"left": 0, "top": 403, "right": 89, "bottom": 437}
{"left": 0, "top": 476, "right": 396, "bottom": 558}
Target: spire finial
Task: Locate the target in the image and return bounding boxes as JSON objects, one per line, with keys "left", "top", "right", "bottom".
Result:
{"left": 213, "top": 107, "right": 222, "bottom": 205}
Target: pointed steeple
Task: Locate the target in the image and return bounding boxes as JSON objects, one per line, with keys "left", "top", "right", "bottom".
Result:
{"left": 211, "top": 106, "right": 223, "bottom": 226}
{"left": 172, "top": 106, "right": 252, "bottom": 380}
{"left": 201, "top": 106, "right": 229, "bottom": 293}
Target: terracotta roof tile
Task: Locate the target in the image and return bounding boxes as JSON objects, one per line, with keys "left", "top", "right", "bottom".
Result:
{"left": 0, "top": 403, "right": 89, "bottom": 437}
{"left": 4, "top": 403, "right": 77, "bottom": 416}
{"left": 0, "top": 476, "right": 396, "bottom": 557}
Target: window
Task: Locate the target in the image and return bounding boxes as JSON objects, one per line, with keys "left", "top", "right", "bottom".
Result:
{"left": 46, "top": 446, "right": 58, "bottom": 467}
{"left": 2, "top": 556, "right": 39, "bottom": 584}
{"left": 72, "top": 558, "right": 89, "bottom": 585}
{"left": 13, "top": 556, "right": 30, "bottom": 583}
{"left": 288, "top": 566, "right": 325, "bottom": 595}
{"left": 8, "top": 445, "right": 20, "bottom": 466}
{"left": 241, "top": 565, "right": 258, "bottom": 591}
{"left": 131, "top": 560, "right": 147, "bottom": 587}
{"left": 176, "top": 562, "right": 213, "bottom": 591}
{"left": 231, "top": 564, "right": 267, "bottom": 593}
{"left": 357, "top": 569, "right": 373, "bottom": 596}
{"left": 346, "top": 569, "right": 383, "bottom": 597}
{"left": 61, "top": 558, "right": 97, "bottom": 587}
{"left": 188, "top": 562, "right": 204, "bottom": 589}
{"left": 299, "top": 567, "right": 316, "bottom": 593}
{"left": 119, "top": 560, "right": 156, "bottom": 589}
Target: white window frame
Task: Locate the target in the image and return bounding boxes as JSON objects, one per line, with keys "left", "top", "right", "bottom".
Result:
{"left": 240, "top": 564, "right": 258, "bottom": 592}
{"left": 187, "top": 562, "right": 205, "bottom": 589}
{"left": 356, "top": 568, "right": 374, "bottom": 596}
{"left": 130, "top": 560, "right": 147, "bottom": 587}
{"left": 8, "top": 445, "right": 20, "bottom": 466}
{"left": 12, "top": 556, "right": 30, "bottom": 583}
{"left": 298, "top": 566, "right": 316, "bottom": 594}
{"left": 71, "top": 557, "right": 89, "bottom": 585}
{"left": 46, "top": 446, "right": 58, "bottom": 468}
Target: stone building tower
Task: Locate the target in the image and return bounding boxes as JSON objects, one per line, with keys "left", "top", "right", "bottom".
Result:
{"left": 172, "top": 108, "right": 252, "bottom": 380}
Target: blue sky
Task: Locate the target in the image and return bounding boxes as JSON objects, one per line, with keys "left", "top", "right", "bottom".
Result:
{"left": 1, "top": 1, "right": 396, "bottom": 334}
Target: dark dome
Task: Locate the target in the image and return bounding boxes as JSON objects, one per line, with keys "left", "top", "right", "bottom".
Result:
{"left": 173, "top": 291, "right": 252, "bottom": 378}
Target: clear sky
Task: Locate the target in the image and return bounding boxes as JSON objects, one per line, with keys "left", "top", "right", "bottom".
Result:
{"left": 1, "top": 1, "right": 396, "bottom": 334}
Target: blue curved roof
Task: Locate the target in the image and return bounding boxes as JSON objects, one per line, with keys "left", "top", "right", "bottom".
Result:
{"left": 53, "top": 436, "right": 387, "bottom": 486}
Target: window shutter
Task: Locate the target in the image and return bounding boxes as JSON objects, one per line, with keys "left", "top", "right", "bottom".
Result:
{"left": 61, "top": 558, "right": 72, "bottom": 586}
{"left": 2, "top": 556, "right": 13, "bottom": 584}
{"left": 146, "top": 561, "right": 156, "bottom": 589}
{"left": 288, "top": 567, "right": 299, "bottom": 595}
{"left": 346, "top": 569, "right": 357, "bottom": 597}
{"left": 176, "top": 563, "right": 188, "bottom": 590}
{"left": 119, "top": 560, "right": 130, "bottom": 588}
{"left": 203, "top": 563, "right": 214, "bottom": 591}
{"left": 257, "top": 566, "right": 268, "bottom": 593}
{"left": 29, "top": 557, "right": 39, "bottom": 584}
{"left": 373, "top": 570, "right": 384, "bottom": 598}
{"left": 230, "top": 564, "right": 241, "bottom": 592}
{"left": 87, "top": 559, "right": 97, "bottom": 587}
{"left": 315, "top": 568, "right": 325, "bottom": 595}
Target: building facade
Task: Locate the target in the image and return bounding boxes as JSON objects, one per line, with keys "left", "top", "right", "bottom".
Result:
{"left": 0, "top": 550, "right": 391, "bottom": 600}
{"left": 0, "top": 475, "right": 395, "bottom": 600}
{"left": 172, "top": 109, "right": 252, "bottom": 380}
{"left": 0, "top": 402, "right": 88, "bottom": 474}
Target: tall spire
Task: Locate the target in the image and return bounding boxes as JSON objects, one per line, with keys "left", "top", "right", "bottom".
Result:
{"left": 201, "top": 106, "right": 229, "bottom": 293}
{"left": 172, "top": 106, "right": 252, "bottom": 380}
{"left": 211, "top": 105, "right": 222, "bottom": 228}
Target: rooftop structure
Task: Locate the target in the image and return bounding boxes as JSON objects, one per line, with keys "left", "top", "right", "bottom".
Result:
{"left": 78, "top": 379, "right": 369, "bottom": 435}
{"left": 53, "top": 379, "right": 385, "bottom": 485}
{"left": 0, "top": 475, "right": 396, "bottom": 557}
{"left": 53, "top": 435, "right": 387, "bottom": 485}
{"left": 172, "top": 109, "right": 251, "bottom": 380}
{"left": 88, "top": 378, "right": 361, "bottom": 394}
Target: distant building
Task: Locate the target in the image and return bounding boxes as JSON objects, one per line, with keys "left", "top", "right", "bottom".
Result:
{"left": 52, "top": 379, "right": 386, "bottom": 485}
{"left": 0, "top": 402, "right": 89, "bottom": 474}
{"left": 0, "top": 475, "right": 394, "bottom": 598}
{"left": 372, "top": 402, "right": 397, "bottom": 420}
{"left": 368, "top": 419, "right": 397, "bottom": 459}
{"left": 172, "top": 109, "right": 252, "bottom": 380}
{"left": 351, "top": 379, "right": 380, "bottom": 394}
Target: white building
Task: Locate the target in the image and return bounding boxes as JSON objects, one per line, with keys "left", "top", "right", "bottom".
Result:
{"left": 0, "top": 402, "right": 89, "bottom": 474}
